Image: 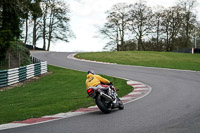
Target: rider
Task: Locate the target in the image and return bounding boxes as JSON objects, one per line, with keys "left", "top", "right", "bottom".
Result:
{"left": 86, "top": 70, "right": 112, "bottom": 89}
{"left": 86, "top": 70, "right": 118, "bottom": 106}
{"left": 86, "top": 70, "right": 123, "bottom": 109}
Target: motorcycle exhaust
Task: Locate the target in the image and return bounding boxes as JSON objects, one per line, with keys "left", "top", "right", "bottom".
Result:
{"left": 100, "top": 92, "right": 113, "bottom": 101}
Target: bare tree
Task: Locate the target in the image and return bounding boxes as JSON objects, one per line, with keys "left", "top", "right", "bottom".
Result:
{"left": 40, "top": 1, "right": 49, "bottom": 50}
{"left": 98, "top": 0, "right": 200, "bottom": 52}
{"left": 167, "top": 6, "right": 183, "bottom": 51}
{"left": 30, "top": 0, "right": 42, "bottom": 50}
{"left": 99, "top": 23, "right": 119, "bottom": 51}
{"left": 23, "top": 2, "right": 31, "bottom": 45}
{"left": 100, "top": 3, "right": 130, "bottom": 51}
{"left": 26, "top": 0, "right": 74, "bottom": 51}
{"left": 178, "top": 0, "right": 198, "bottom": 48}
{"left": 151, "top": 6, "right": 165, "bottom": 51}
{"left": 128, "top": 0, "right": 154, "bottom": 51}
{"left": 45, "top": 0, "right": 74, "bottom": 51}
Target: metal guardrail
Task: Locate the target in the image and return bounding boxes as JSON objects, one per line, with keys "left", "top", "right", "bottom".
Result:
{"left": 0, "top": 61, "right": 47, "bottom": 88}
{"left": 30, "top": 56, "right": 42, "bottom": 64}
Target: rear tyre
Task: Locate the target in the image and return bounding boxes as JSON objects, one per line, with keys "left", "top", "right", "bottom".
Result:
{"left": 95, "top": 95, "right": 112, "bottom": 114}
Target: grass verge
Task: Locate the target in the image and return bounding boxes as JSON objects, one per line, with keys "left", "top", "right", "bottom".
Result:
{"left": 75, "top": 51, "right": 200, "bottom": 71}
{"left": 0, "top": 65, "right": 132, "bottom": 124}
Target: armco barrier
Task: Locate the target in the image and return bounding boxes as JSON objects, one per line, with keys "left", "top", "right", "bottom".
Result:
{"left": 0, "top": 61, "right": 47, "bottom": 88}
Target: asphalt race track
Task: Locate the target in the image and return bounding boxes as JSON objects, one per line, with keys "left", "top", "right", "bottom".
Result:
{"left": 1, "top": 51, "right": 200, "bottom": 133}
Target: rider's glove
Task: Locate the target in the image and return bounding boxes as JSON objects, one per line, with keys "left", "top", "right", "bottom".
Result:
{"left": 108, "top": 82, "right": 113, "bottom": 85}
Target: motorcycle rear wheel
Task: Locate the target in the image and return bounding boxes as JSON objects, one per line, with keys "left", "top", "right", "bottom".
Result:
{"left": 95, "top": 95, "right": 112, "bottom": 114}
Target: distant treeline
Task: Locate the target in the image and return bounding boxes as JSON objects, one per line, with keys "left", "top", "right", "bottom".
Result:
{"left": 99, "top": 0, "right": 200, "bottom": 52}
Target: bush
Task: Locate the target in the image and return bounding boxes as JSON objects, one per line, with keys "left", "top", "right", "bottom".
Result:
{"left": 0, "top": 40, "right": 32, "bottom": 70}
{"left": 0, "top": 30, "right": 13, "bottom": 57}
{"left": 8, "top": 40, "right": 32, "bottom": 68}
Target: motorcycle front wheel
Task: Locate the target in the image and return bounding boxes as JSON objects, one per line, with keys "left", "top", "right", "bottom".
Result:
{"left": 117, "top": 98, "right": 124, "bottom": 110}
{"left": 95, "top": 95, "right": 112, "bottom": 114}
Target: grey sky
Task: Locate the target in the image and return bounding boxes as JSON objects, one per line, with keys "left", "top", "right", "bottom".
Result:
{"left": 49, "top": 0, "right": 200, "bottom": 52}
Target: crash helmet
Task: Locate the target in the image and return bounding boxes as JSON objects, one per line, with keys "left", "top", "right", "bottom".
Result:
{"left": 87, "top": 70, "right": 95, "bottom": 75}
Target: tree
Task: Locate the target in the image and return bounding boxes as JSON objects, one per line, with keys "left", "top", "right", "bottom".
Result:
{"left": 178, "top": 0, "right": 198, "bottom": 48}
{"left": 170, "top": 6, "right": 185, "bottom": 51}
{"left": 0, "top": 2, "right": 2, "bottom": 30}
{"left": 0, "top": 0, "right": 31, "bottom": 56}
{"left": 1, "top": 1, "right": 20, "bottom": 39}
{"left": 40, "top": 1, "right": 49, "bottom": 50}
{"left": 98, "top": 0, "right": 200, "bottom": 52}
{"left": 128, "top": 0, "right": 154, "bottom": 51}
{"left": 23, "top": 0, "right": 32, "bottom": 45}
{"left": 23, "top": 0, "right": 74, "bottom": 51}
{"left": 151, "top": 6, "right": 165, "bottom": 50}
{"left": 163, "top": 6, "right": 184, "bottom": 51}
{"left": 161, "top": 9, "right": 171, "bottom": 51}
{"left": 100, "top": 3, "right": 130, "bottom": 51}
{"left": 44, "top": 0, "right": 73, "bottom": 51}
{"left": 99, "top": 23, "right": 119, "bottom": 51}
{"left": 30, "top": 0, "right": 42, "bottom": 50}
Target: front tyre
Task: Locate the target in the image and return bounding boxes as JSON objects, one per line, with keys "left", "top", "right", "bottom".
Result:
{"left": 117, "top": 98, "right": 124, "bottom": 110}
{"left": 95, "top": 95, "right": 112, "bottom": 114}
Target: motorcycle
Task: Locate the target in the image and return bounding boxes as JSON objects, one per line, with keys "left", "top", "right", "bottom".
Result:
{"left": 87, "top": 85, "right": 124, "bottom": 114}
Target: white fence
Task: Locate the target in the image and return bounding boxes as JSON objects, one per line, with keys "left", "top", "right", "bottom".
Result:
{"left": 0, "top": 61, "right": 47, "bottom": 87}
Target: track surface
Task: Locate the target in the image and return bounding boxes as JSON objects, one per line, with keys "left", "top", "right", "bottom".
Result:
{"left": 2, "top": 51, "right": 200, "bottom": 133}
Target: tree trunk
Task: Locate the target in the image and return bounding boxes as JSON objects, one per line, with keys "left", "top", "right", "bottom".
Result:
{"left": 116, "top": 29, "right": 119, "bottom": 51}
{"left": 47, "top": 27, "right": 52, "bottom": 51}
{"left": 47, "top": 38, "right": 51, "bottom": 51}
{"left": 138, "top": 38, "right": 141, "bottom": 51}
{"left": 166, "top": 25, "right": 169, "bottom": 52}
{"left": 43, "top": 16, "right": 46, "bottom": 50}
{"left": 24, "top": 18, "right": 28, "bottom": 45}
{"left": 121, "top": 29, "right": 124, "bottom": 51}
{"left": 47, "top": 24, "right": 52, "bottom": 51}
{"left": 33, "top": 18, "right": 37, "bottom": 50}
{"left": 138, "top": 30, "right": 143, "bottom": 51}
{"left": 185, "top": 12, "right": 190, "bottom": 48}
{"left": 141, "top": 41, "right": 145, "bottom": 51}
{"left": 156, "top": 19, "right": 160, "bottom": 47}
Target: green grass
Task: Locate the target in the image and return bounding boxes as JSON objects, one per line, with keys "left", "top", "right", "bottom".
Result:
{"left": 0, "top": 65, "right": 132, "bottom": 124}
{"left": 76, "top": 51, "right": 200, "bottom": 71}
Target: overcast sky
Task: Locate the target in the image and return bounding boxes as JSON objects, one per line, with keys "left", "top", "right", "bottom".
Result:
{"left": 48, "top": 0, "right": 200, "bottom": 52}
